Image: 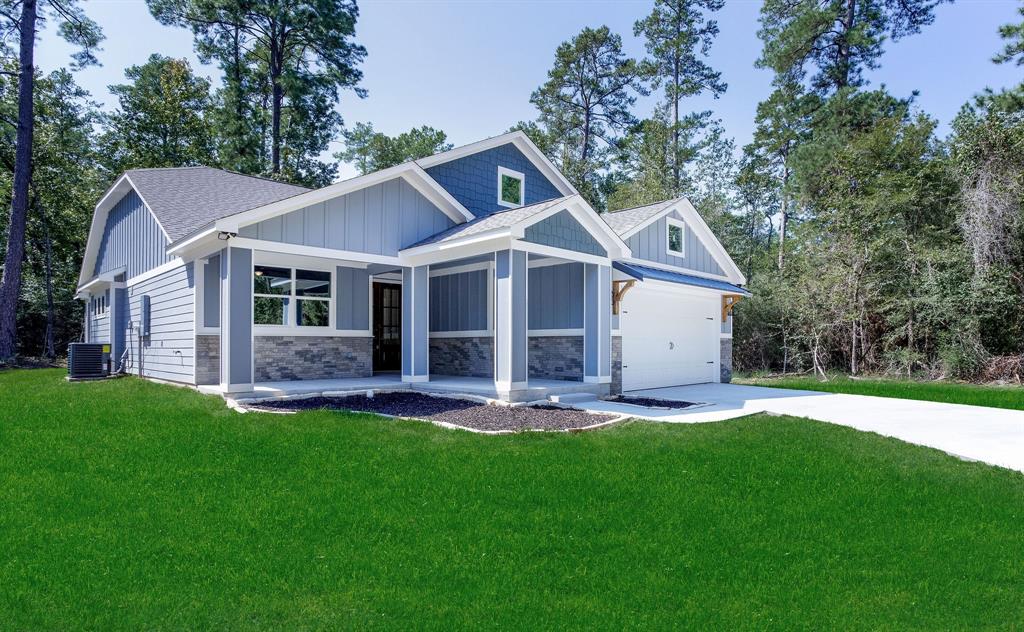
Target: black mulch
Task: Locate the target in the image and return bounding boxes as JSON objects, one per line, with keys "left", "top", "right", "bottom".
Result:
{"left": 247, "top": 391, "right": 619, "bottom": 432}
{"left": 603, "top": 395, "right": 700, "bottom": 409}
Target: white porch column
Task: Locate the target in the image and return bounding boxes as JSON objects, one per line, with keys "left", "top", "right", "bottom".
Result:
{"left": 220, "top": 246, "right": 253, "bottom": 393}
{"left": 494, "top": 249, "right": 528, "bottom": 392}
{"left": 583, "top": 262, "right": 612, "bottom": 383}
{"left": 402, "top": 265, "right": 430, "bottom": 382}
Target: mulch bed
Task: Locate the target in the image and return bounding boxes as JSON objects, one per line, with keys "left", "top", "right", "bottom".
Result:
{"left": 603, "top": 395, "right": 701, "bottom": 409}
{"left": 247, "top": 391, "right": 619, "bottom": 432}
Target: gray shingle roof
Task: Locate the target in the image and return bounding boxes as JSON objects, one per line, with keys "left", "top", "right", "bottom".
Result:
{"left": 407, "top": 196, "right": 575, "bottom": 248}
{"left": 125, "top": 167, "right": 309, "bottom": 242}
{"left": 602, "top": 198, "right": 680, "bottom": 236}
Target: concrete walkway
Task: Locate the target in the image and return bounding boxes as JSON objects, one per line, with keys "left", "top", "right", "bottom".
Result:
{"left": 580, "top": 383, "right": 1024, "bottom": 474}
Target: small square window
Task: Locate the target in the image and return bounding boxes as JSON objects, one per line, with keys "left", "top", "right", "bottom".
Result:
{"left": 497, "top": 167, "right": 524, "bottom": 208}
{"left": 667, "top": 219, "right": 684, "bottom": 256}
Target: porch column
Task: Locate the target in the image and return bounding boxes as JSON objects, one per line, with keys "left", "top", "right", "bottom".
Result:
{"left": 494, "top": 249, "right": 528, "bottom": 392}
{"left": 220, "top": 246, "right": 253, "bottom": 393}
{"left": 583, "top": 263, "right": 611, "bottom": 384}
{"left": 402, "top": 265, "right": 429, "bottom": 382}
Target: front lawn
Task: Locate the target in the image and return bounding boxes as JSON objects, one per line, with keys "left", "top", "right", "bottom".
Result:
{"left": 2, "top": 369, "right": 1023, "bottom": 629}
{"left": 736, "top": 373, "right": 1024, "bottom": 411}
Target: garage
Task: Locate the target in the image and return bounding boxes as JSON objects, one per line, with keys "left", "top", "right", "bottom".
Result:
{"left": 619, "top": 283, "right": 720, "bottom": 391}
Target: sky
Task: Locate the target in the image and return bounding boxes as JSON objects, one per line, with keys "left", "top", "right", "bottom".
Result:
{"left": 38, "top": 0, "right": 1024, "bottom": 180}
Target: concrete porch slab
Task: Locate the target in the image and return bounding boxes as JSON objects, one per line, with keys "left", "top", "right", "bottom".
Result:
{"left": 199, "top": 374, "right": 607, "bottom": 404}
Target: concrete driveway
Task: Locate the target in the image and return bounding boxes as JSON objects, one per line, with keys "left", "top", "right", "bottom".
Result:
{"left": 581, "top": 383, "right": 1024, "bottom": 474}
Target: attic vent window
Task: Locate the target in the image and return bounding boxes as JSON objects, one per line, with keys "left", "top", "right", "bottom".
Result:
{"left": 497, "top": 166, "right": 524, "bottom": 208}
{"left": 666, "top": 217, "right": 685, "bottom": 256}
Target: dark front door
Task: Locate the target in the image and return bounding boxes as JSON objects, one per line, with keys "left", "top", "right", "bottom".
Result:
{"left": 372, "top": 282, "right": 402, "bottom": 372}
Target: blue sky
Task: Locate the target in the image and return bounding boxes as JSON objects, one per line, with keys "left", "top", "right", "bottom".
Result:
{"left": 39, "top": 0, "right": 1023, "bottom": 180}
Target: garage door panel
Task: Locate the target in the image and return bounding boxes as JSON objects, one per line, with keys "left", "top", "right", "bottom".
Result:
{"left": 620, "top": 286, "right": 718, "bottom": 391}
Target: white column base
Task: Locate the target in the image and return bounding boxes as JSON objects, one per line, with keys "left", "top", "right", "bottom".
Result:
{"left": 583, "top": 376, "right": 612, "bottom": 384}
{"left": 402, "top": 374, "right": 430, "bottom": 383}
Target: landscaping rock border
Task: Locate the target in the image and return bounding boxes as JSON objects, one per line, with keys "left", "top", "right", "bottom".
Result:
{"left": 241, "top": 391, "right": 627, "bottom": 434}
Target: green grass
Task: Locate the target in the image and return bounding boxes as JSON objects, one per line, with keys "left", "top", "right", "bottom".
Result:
{"left": 736, "top": 373, "right": 1024, "bottom": 411}
{"left": 2, "top": 369, "right": 1023, "bottom": 630}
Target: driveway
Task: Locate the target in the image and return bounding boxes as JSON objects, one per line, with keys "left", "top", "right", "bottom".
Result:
{"left": 581, "top": 383, "right": 1024, "bottom": 474}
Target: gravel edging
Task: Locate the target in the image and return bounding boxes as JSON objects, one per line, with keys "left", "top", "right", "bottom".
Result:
{"left": 240, "top": 391, "right": 628, "bottom": 433}
{"left": 601, "top": 395, "right": 708, "bottom": 410}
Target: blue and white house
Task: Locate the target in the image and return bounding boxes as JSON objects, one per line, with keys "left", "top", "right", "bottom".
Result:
{"left": 77, "top": 131, "right": 749, "bottom": 401}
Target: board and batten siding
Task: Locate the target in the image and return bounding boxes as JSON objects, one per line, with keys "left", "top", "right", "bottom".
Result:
{"left": 238, "top": 177, "right": 454, "bottom": 255}
{"left": 430, "top": 269, "right": 488, "bottom": 332}
{"left": 428, "top": 263, "right": 584, "bottom": 333}
{"left": 125, "top": 262, "right": 195, "bottom": 383}
{"left": 528, "top": 263, "right": 583, "bottom": 330}
{"left": 626, "top": 209, "right": 725, "bottom": 276}
{"left": 94, "top": 189, "right": 173, "bottom": 279}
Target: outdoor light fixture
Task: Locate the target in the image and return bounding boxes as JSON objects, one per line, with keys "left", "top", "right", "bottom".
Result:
{"left": 217, "top": 231, "right": 237, "bottom": 241}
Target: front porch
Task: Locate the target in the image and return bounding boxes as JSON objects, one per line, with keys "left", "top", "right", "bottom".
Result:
{"left": 199, "top": 374, "right": 607, "bottom": 403}
{"left": 202, "top": 194, "right": 628, "bottom": 402}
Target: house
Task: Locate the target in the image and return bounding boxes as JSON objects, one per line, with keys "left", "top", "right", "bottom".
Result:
{"left": 76, "top": 131, "right": 749, "bottom": 401}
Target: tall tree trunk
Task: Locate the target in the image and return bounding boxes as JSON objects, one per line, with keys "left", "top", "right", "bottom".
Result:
{"left": 0, "top": 0, "right": 38, "bottom": 361}
{"left": 38, "top": 198, "right": 55, "bottom": 359}
{"left": 269, "top": 28, "right": 283, "bottom": 175}
{"left": 837, "top": 0, "right": 856, "bottom": 89}
{"left": 778, "top": 164, "right": 790, "bottom": 272}
{"left": 672, "top": 17, "right": 681, "bottom": 194}
{"left": 270, "top": 73, "right": 282, "bottom": 174}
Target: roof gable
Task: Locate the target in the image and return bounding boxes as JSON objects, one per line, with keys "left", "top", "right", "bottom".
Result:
{"left": 523, "top": 210, "right": 606, "bottom": 257}
{"left": 423, "top": 142, "right": 564, "bottom": 218}
{"left": 610, "top": 198, "right": 746, "bottom": 284}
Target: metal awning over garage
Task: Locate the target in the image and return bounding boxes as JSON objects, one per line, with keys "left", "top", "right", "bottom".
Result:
{"left": 613, "top": 261, "right": 751, "bottom": 296}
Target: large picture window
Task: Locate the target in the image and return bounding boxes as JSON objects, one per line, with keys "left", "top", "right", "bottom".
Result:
{"left": 254, "top": 265, "right": 331, "bottom": 328}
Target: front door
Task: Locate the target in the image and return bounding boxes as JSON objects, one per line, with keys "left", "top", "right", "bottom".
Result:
{"left": 372, "top": 282, "right": 402, "bottom": 372}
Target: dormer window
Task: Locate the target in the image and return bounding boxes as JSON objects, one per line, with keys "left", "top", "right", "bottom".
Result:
{"left": 497, "top": 167, "right": 524, "bottom": 208}
{"left": 666, "top": 217, "right": 685, "bottom": 256}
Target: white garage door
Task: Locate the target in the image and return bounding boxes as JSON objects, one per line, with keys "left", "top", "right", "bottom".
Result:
{"left": 620, "top": 286, "right": 719, "bottom": 391}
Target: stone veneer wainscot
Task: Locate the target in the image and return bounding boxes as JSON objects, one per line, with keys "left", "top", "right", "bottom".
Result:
{"left": 253, "top": 336, "right": 372, "bottom": 382}
{"left": 429, "top": 336, "right": 494, "bottom": 378}
{"left": 195, "top": 334, "right": 220, "bottom": 385}
{"left": 528, "top": 335, "right": 583, "bottom": 381}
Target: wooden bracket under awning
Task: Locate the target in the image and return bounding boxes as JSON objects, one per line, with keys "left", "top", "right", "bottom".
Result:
{"left": 722, "top": 294, "right": 743, "bottom": 322}
{"left": 612, "top": 280, "right": 636, "bottom": 315}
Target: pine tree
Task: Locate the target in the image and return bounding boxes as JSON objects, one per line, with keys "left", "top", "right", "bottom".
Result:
{"left": 634, "top": 0, "right": 726, "bottom": 194}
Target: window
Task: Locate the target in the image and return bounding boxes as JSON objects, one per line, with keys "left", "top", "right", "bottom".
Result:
{"left": 497, "top": 166, "right": 524, "bottom": 208}
{"left": 666, "top": 217, "right": 685, "bottom": 256}
{"left": 253, "top": 265, "right": 331, "bottom": 328}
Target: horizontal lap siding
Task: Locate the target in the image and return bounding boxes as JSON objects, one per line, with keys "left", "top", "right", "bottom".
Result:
{"left": 626, "top": 209, "right": 724, "bottom": 276}
{"left": 239, "top": 177, "right": 454, "bottom": 254}
{"left": 94, "top": 190, "right": 172, "bottom": 279}
{"left": 528, "top": 263, "right": 583, "bottom": 330}
{"left": 430, "top": 269, "right": 488, "bottom": 332}
{"left": 125, "top": 263, "right": 195, "bottom": 384}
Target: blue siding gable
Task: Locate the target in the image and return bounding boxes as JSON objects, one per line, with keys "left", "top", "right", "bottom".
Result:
{"left": 523, "top": 210, "right": 606, "bottom": 256}
{"left": 424, "top": 143, "right": 563, "bottom": 218}
{"left": 626, "top": 209, "right": 725, "bottom": 276}
{"left": 94, "top": 189, "right": 171, "bottom": 279}
{"left": 239, "top": 177, "right": 454, "bottom": 255}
